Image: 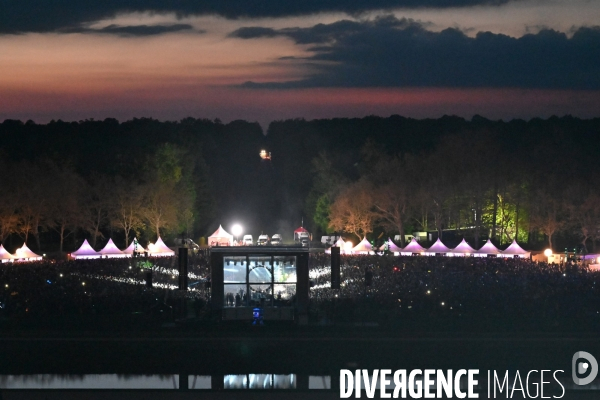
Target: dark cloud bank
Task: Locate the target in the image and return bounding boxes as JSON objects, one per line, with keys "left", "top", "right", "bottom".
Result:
{"left": 231, "top": 17, "right": 600, "bottom": 90}
{"left": 62, "top": 24, "right": 197, "bottom": 37}
{"left": 2, "top": 0, "right": 510, "bottom": 34}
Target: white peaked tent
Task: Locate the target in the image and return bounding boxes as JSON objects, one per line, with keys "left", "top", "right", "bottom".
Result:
{"left": 475, "top": 239, "right": 500, "bottom": 257}
{"left": 147, "top": 237, "right": 175, "bottom": 257}
{"left": 325, "top": 237, "right": 347, "bottom": 254}
{"left": 333, "top": 237, "right": 346, "bottom": 248}
{"left": 451, "top": 239, "right": 476, "bottom": 256}
{"left": 401, "top": 238, "right": 426, "bottom": 255}
{"left": 123, "top": 238, "right": 146, "bottom": 255}
{"left": 71, "top": 239, "right": 101, "bottom": 259}
{"left": 0, "top": 244, "right": 15, "bottom": 263}
{"left": 13, "top": 243, "right": 42, "bottom": 261}
{"left": 99, "top": 238, "right": 128, "bottom": 258}
{"left": 208, "top": 225, "right": 233, "bottom": 247}
{"left": 500, "top": 240, "right": 530, "bottom": 258}
{"left": 379, "top": 238, "right": 402, "bottom": 255}
{"left": 351, "top": 237, "right": 373, "bottom": 254}
{"left": 424, "top": 238, "right": 451, "bottom": 256}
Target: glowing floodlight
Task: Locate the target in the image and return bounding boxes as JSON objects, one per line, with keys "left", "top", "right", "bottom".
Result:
{"left": 544, "top": 249, "right": 553, "bottom": 257}
{"left": 344, "top": 241, "right": 353, "bottom": 252}
{"left": 231, "top": 224, "right": 243, "bottom": 237}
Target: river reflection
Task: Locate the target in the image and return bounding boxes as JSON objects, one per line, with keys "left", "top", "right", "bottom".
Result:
{"left": 1, "top": 373, "right": 598, "bottom": 391}
{"left": 0, "top": 374, "right": 330, "bottom": 390}
{"left": 0, "top": 375, "right": 181, "bottom": 389}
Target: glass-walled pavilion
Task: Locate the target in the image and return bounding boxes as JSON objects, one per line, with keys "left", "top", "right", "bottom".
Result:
{"left": 210, "top": 247, "right": 309, "bottom": 322}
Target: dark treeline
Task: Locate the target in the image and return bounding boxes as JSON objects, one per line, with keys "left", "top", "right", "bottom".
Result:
{"left": 1, "top": 115, "right": 599, "bottom": 253}
{"left": 269, "top": 115, "right": 600, "bottom": 252}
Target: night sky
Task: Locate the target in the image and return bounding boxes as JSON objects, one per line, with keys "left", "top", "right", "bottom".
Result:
{"left": 2, "top": 0, "right": 599, "bottom": 126}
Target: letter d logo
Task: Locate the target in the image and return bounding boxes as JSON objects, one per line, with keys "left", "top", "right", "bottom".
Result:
{"left": 572, "top": 351, "right": 598, "bottom": 385}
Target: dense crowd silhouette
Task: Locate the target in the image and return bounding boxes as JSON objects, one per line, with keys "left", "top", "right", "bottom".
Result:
{"left": 309, "top": 254, "right": 600, "bottom": 329}
{"left": 1, "top": 254, "right": 598, "bottom": 330}
{"left": 0, "top": 254, "right": 210, "bottom": 327}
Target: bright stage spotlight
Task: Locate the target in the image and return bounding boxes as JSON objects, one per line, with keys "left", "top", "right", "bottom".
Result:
{"left": 232, "top": 224, "right": 243, "bottom": 237}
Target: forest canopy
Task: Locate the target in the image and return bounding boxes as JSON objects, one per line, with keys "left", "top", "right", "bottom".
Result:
{"left": 1, "top": 115, "right": 599, "bottom": 254}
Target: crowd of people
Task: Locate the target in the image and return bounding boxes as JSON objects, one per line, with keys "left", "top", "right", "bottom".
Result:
{"left": 0, "top": 254, "right": 211, "bottom": 327}
{"left": 1, "top": 253, "right": 598, "bottom": 330}
{"left": 309, "top": 254, "right": 600, "bottom": 329}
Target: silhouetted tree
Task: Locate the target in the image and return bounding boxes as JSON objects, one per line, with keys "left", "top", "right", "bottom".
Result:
{"left": 530, "top": 190, "right": 566, "bottom": 250}
{"left": 109, "top": 176, "right": 145, "bottom": 247}
{"left": 329, "top": 181, "right": 376, "bottom": 240}
{"left": 85, "top": 175, "right": 113, "bottom": 248}
{"left": 47, "top": 164, "right": 87, "bottom": 253}
{"left": 569, "top": 193, "right": 600, "bottom": 252}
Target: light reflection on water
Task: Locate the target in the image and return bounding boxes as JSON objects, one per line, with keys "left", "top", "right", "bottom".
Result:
{"left": 0, "top": 375, "right": 181, "bottom": 389}
{"left": 0, "top": 374, "right": 330, "bottom": 390}
{"left": 224, "top": 374, "right": 296, "bottom": 389}
{"left": 1, "top": 373, "right": 598, "bottom": 391}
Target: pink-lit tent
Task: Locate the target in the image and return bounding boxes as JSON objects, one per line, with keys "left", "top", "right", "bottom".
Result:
{"left": 500, "top": 240, "right": 530, "bottom": 258}
{"left": 401, "top": 238, "right": 426, "bottom": 255}
{"left": 208, "top": 225, "right": 233, "bottom": 247}
{"left": 99, "top": 238, "right": 128, "bottom": 258}
{"left": 13, "top": 243, "right": 42, "bottom": 261}
{"left": 475, "top": 239, "right": 500, "bottom": 257}
{"left": 147, "top": 237, "right": 175, "bottom": 257}
{"left": 379, "top": 238, "right": 402, "bottom": 255}
{"left": 424, "top": 238, "right": 451, "bottom": 256}
{"left": 351, "top": 237, "right": 374, "bottom": 254}
{"left": 123, "top": 238, "right": 146, "bottom": 255}
{"left": 71, "top": 239, "right": 101, "bottom": 260}
{"left": 451, "top": 239, "right": 476, "bottom": 256}
{"left": 0, "top": 244, "right": 15, "bottom": 263}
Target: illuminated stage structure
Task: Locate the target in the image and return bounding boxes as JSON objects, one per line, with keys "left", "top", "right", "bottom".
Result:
{"left": 210, "top": 246, "right": 309, "bottom": 323}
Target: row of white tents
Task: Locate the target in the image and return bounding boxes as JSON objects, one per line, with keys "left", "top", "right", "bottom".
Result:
{"left": 326, "top": 237, "right": 530, "bottom": 258}
{"left": 70, "top": 237, "right": 175, "bottom": 259}
{"left": 0, "top": 243, "right": 43, "bottom": 263}
{"left": 0, "top": 237, "right": 175, "bottom": 263}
